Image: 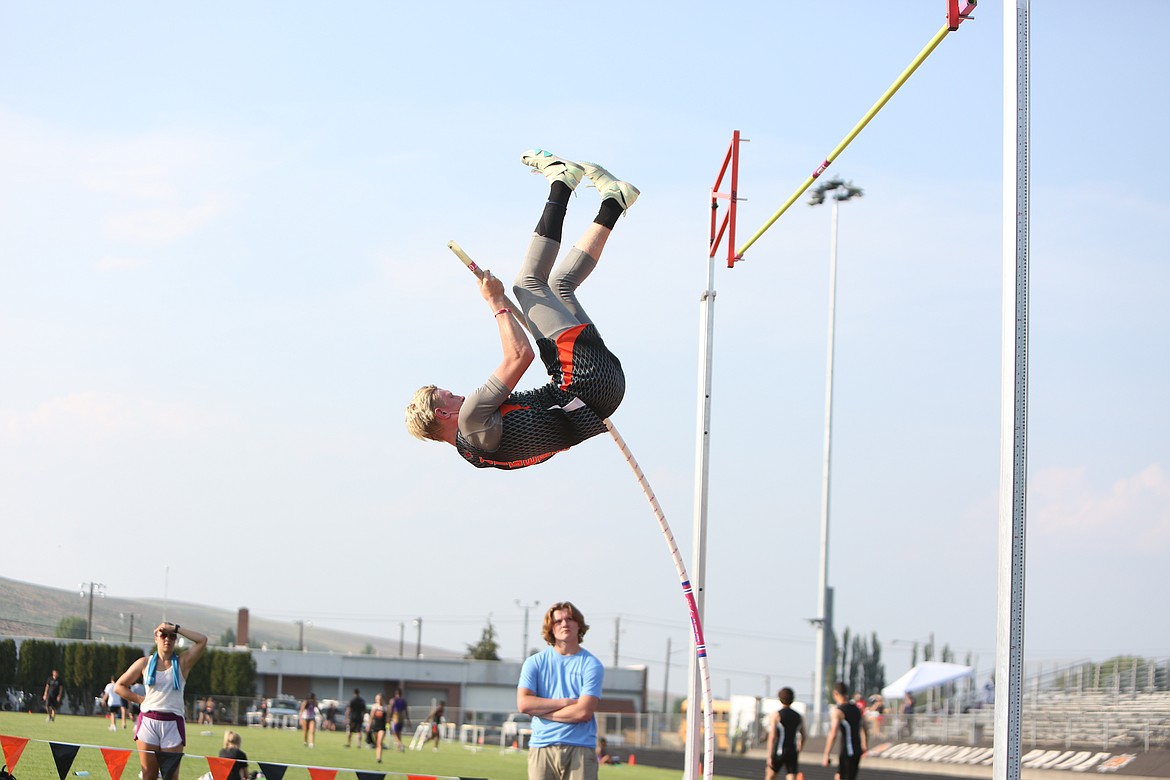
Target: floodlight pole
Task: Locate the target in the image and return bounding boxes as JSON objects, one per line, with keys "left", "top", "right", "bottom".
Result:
{"left": 80, "top": 582, "right": 106, "bottom": 640}
{"left": 808, "top": 179, "right": 862, "bottom": 734}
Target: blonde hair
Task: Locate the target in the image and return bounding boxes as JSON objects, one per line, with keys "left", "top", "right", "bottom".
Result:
{"left": 405, "top": 385, "right": 443, "bottom": 441}
{"left": 223, "top": 730, "right": 242, "bottom": 748}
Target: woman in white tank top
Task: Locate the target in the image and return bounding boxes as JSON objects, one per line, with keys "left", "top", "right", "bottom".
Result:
{"left": 114, "top": 621, "right": 208, "bottom": 780}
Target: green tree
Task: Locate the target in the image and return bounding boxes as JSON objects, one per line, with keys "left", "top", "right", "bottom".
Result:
{"left": 865, "top": 633, "right": 886, "bottom": 694}
{"left": 0, "top": 639, "right": 17, "bottom": 691}
{"left": 833, "top": 628, "right": 887, "bottom": 697}
{"left": 361, "top": 644, "right": 376, "bottom": 655}
{"left": 465, "top": 620, "right": 501, "bottom": 661}
{"left": 207, "top": 650, "right": 257, "bottom": 697}
{"left": 17, "top": 639, "right": 62, "bottom": 697}
{"left": 55, "top": 617, "right": 88, "bottom": 640}
{"left": 219, "top": 628, "right": 236, "bottom": 647}
{"left": 185, "top": 646, "right": 212, "bottom": 698}
{"left": 836, "top": 626, "right": 851, "bottom": 693}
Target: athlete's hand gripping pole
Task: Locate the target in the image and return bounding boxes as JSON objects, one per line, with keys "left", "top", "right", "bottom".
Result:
{"left": 447, "top": 240, "right": 530, "bottom": 335}
{"left": 447, "top": 239, "right": 716, "bottom": 780}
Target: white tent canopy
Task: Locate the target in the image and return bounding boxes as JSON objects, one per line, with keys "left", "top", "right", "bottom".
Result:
{"left": 882, "top": 661, "right": 973, "bottom": 699}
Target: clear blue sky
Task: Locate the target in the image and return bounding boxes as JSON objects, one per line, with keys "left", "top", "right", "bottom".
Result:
{"left": 2, "top": 1, "right": 1167, "bottom": 702}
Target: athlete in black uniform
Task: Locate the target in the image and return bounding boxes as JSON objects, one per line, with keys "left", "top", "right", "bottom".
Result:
{"left": 406, "top": 149, "right": 638, "bottom": 469}
{"left": 823, "top": 682, "right": 867, "bottom": 780}
{"left": 766, "top": 687, "right": 806, "bottom": 780}
{"left": 43, "top": 669, "right": 63, "bottom": 722}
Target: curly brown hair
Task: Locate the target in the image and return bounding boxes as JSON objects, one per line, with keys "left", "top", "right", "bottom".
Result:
{"left": 540, "top": 601, "right": 590, "bottom": 645}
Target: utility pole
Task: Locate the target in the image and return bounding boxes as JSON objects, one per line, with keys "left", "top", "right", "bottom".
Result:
{"left": 295, "top": 620, "right": 311, "bottom": 652}
{"left": 663, "top": 637, "right": 671, "bottom": 714}
{"left": 515, "top": 599, "right": 540, "bottom": 660}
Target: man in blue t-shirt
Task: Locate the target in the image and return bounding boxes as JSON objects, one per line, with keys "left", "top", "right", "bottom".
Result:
{"left": 517, "top": 601, "right": 604, "bottom": 780}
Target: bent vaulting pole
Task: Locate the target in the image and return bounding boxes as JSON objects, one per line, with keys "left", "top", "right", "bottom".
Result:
{"left": 447, "top": 240, "right": 716, "bottom": 780}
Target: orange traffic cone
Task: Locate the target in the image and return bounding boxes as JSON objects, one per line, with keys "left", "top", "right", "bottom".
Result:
{"left": 627, "top": 754, "right": 636, "bottom": 766}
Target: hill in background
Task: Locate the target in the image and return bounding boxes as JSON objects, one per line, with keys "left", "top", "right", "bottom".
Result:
{"left": 0, "top": 576, "right": 461, "bottom": 658}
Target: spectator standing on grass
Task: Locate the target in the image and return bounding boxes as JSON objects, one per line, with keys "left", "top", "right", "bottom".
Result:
{"left": 901, "top": 692, "right": 915, "bottom": 738}
{"left": 765, "top": 687, "right": 805, "bottom": 780}
{"left": 43, "top": 669, "right": 63, "bottom": 722}
{"left": 370, "top": 693, "right": 388, "bottom": 763}
{"left": 517, "top": 601, "right": 603, "bottom": 780}
{"left": 390, "top": 688, "right": 410, "bottom": 752}
{"left": 130, "top": 681, "right": 145, "bottom": 719}
{"left": 101, "top": 676, "right": 127, "bottom": 731}
{"left": 324, "top": 699, "right": 338, "bottom": 731}
{"left": 867, "top": 694, "right": 885, "bottom": 739}
{"left": 823, "top": 682, "right": 866, "bottom": 780}
{"left": 300, "top": 692, "right": 319, "bottom": 748}
{"left": 422, "top": 700, "right": 446, "bottom": 751}
{"left": 345, "top": 688, "right": 367, "bottom": 748}
{"left": 115, "top": 621, "right": 209, "bottom": 780}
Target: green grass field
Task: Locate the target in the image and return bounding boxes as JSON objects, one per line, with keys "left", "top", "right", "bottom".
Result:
{"left": 0, "top": 713, "right": 686, "bottom": 780}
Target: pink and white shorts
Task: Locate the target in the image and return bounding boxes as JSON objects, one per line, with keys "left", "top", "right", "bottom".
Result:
{"left": 134, "top": 712, "right": 186, "bottom": 749}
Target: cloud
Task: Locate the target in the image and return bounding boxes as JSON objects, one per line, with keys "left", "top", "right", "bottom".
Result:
{"left": 0, "top": 109, "right": 246, "bottom": 263}
{"left": 1030, "top": 463, "right": 1170, "bottom": 550}
{"left": 101, "top": 196, "right": 229, "bottom": 246}
{"left": 95, "top": 254, "right": 150, "bottom": 271}
{"left": 0, "top": 391, "right": 231, "bottom": 446}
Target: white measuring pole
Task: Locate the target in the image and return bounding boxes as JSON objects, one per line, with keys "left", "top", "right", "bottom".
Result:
{"left": 684, "top": 247, "right": 717, "bottom": 780}
{"left": 994, "top": 3, "right": 1029, "bottom": 780}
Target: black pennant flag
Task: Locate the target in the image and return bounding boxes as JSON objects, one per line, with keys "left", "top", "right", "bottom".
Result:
{"left": 155, "top": 751, "right": 183, "bottom": 779}
{"left": 355, "top": 772, "right": 387, "bottom": 780}
{"left": 257, "top": 762, "right": 289, "bottom": 780}
{"left": 49, "top": 742, "right": 80, "bottom": 779}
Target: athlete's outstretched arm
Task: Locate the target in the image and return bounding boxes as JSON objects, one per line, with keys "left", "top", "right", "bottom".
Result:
{"left": 479, "top": 269, "right": 533, "bottom": 390}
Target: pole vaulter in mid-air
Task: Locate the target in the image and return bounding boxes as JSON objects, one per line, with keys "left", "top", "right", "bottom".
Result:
{"left": 404, "top": 148, "right": 720, "bottom": 780}
{"left": 404, "top": 149, "right": 638, "bottom": 470}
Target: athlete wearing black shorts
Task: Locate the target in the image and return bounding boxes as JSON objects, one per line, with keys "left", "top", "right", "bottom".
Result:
{"left": 406, "top": 149, "right": 638, "bottom": 470}
{"left": 766, "top": 687, "right": 805, "bottom": 780}
{"left": 823, "top": 683, "right": 866, "bottom": 780}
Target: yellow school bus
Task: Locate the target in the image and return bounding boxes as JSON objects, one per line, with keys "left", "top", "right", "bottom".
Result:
{"left": 678, "top": 698, "right": 732, "bottom": 751}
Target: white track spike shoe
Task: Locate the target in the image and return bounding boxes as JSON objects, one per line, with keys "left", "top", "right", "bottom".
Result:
{"left": 520, "top": 149, "right": 585, "bottom": 191}
{"left": 579, "top": 161, "right": 640, "bottom": 215}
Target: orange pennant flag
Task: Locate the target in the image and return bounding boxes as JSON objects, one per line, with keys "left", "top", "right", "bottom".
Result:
{"left": 100, "top": 748, "right": 133, "bottom": 780}
{"left": 307, "top": 768, "right": 339, "bottom": 780}
{"left": 0, "top": 735, "right": 29, "bottom": 770}
{"left": 204, "top": 755, "right": 237, "bottom": 780}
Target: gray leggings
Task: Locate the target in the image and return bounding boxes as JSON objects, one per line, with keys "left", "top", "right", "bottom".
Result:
{"left": 512, "top": 235, "right": 598, "bottom": 341}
